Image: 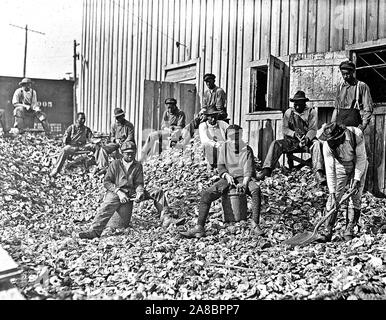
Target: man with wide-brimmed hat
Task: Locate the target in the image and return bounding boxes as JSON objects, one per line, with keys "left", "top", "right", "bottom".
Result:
{"left": 139, "top": 98, "right": 186, "bottom": 162}
{"left": 198, "top": 105, "right": 230, "bottom": 168}
{"left": 181, "top": 125, "right": 263, "bottom": 239}
{"left": 79, "top": 141, "right": 169, "bottom": 239}
{"left": 12, "top": 78, "right": 51, "bottom": 135}
{"left": 317, "top": 122, "right": 368, "bottom": 242}
{"left": 256, "top": 91, "right": 326, "bottom": 184}
{"left": 94, "top": 107, "right": 135, "bottom": 174}
{"left": 331, "top": 60, "right": 374, "bottom": 132}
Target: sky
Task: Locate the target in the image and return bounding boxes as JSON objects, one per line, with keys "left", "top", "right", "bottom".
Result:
{"left": 0, "top": 0, "right": 83, "bottom": 80}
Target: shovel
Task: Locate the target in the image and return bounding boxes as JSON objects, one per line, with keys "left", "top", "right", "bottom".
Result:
{"left": 283, "top": 189, "right": 356, "bottom": 246}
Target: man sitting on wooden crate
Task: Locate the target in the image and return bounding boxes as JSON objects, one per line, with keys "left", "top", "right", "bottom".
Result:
{"left": 316, "top": 122, "right": 368, "bottom": 242}
{"left": 180, "top": 125, "right": 263, "bottom": 239}
{"left": 50, "top": 112, "right": 95, "bottom": 177}
{"left": 139, "top": 98, "right": 186, "bottom": 162}
{"left": 94, "top": 108, "right": 135, "bottom": 175}
{"left": 256, "top": 91, "right": 326, "bottom": 185}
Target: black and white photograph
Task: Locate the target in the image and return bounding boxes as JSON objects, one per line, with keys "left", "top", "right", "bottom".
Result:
{"left": 1, "top": 0, "right": 386, "bottom": 307}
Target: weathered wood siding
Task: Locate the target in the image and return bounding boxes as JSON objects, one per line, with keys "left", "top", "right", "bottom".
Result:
{"left": 81, "top": 0, "right": 386, "bottom": 142}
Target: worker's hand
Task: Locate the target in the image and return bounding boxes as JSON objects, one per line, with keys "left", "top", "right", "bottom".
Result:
{"left": 358, "top": 124, "right": 366, "bottom": 132}
{"left": 134, "top": 192, "right": 145, "bottom": 203}
{"left": 349, "top": 179, "right": 361, "bottom": 196}
{"left": 224, "top": 173, "right": 235, "bottom": 186}
{"left": 25, "top": 105, "right": 31, "bottom": 111}
{"left": 236, "top": 183, "right": 245, "bottom": 193}
{"left": 117, "top": 190, "right": 129, "bottom": 204}
{"left": 214, "top": 141, "right": 223, "bottom": 149}
{"left": 294, "top": 131, "right": 304, "bottom": 141}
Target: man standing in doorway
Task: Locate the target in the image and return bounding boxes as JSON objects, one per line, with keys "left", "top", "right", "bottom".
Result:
{"left": 331, "top": 60, "right": 374, "bottom": 132}
{"left": 12, "top": 78, "right": 51, "bottom": 135}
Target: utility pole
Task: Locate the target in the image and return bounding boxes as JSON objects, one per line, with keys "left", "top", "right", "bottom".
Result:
{"left": 73, "top": 40, "right": 80, "bottom": 118}
{"left": 9, "top": 24, "right": 45, "bottom": 77}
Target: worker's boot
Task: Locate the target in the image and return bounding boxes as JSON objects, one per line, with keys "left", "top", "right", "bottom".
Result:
{"left": 318, "top": 211, "right": 338, "bottom": 242}
{"left": 315, "top": 170, "right": 327, "bottom": 186}
{"left": 256, "top": 168, "right": 272, "bottom": 181}
{"left": 180, "top": 225, "right": 205, "bottom": 239}
{"left": 79, "top": 230, "right": 100, "bottom": 240}
{"left": 343, "top": 207, "right": 360, "bottom": 241}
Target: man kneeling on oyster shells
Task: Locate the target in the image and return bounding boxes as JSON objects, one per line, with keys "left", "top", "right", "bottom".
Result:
{"left": 180, "top": 125, "right": 263, "bottom": 238}
{"left": 79, "top": 141, "right": 168, "bottom": 239}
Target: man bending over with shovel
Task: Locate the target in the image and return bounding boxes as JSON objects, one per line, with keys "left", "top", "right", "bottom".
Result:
{"left": 180, "top": 125, "right": 263, "bottom": 239}
{"left": 317, "top": 122, "right": 368, "bottom": 242}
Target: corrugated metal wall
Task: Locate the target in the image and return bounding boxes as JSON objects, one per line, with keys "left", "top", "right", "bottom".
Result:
{"left": 81, "top": 0, "right": 386, "bottom": 138}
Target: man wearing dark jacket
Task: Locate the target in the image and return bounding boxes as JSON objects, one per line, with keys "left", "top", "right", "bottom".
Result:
{"left": 94, "top": 108, "right": 135, "bottom": 173}
{"left": 79, "top": 141, "right": 168, "bottom": 239}
{"left": 180, "top": 125, "right": 263, "bottom": 238}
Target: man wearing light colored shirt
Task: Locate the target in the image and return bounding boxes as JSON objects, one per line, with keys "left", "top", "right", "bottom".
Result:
{"left": 198, "top": 106, "right": 229, "bottom": 168}
{"left": 317, "top": 122, "right": 368, "bottom": 242}
{"left": 12, "top": 78, "right": 50, "bottom": 135}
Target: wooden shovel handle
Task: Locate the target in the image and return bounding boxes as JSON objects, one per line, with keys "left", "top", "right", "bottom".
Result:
{"left": 312, "top": 189, "right": 357, "bottom": 234}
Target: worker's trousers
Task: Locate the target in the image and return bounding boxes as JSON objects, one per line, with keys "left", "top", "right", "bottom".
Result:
{"left": 94, "top": 143, "right": 120, "bottom": 169}
{"left": 13, "top": 106, "right": 50, "bottom": 133}
{"left": 140, "top": 129, "right": 182, "bottom": 162}
{"left": 52, "top": 145, "right": 95, "bottom": 174}
{"left": 91, "top": 189, "right": 169, "bottom": 234}
{"left": 263, "top": 138, "right": 324, "bottom": 172}
{"left": 326, "top": 160, "right": 368, "bottom": 211}
{"left": 197, "top": 178, "right": 261, "bottom": 227}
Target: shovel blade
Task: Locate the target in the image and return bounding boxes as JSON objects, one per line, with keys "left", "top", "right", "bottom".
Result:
{"left": 283, "top": 231, "right": 316, "bottom": 246}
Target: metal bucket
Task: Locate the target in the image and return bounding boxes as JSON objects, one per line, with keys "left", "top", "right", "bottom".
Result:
{"left": 221, "top": 188, "right": 248, "bottom": 222}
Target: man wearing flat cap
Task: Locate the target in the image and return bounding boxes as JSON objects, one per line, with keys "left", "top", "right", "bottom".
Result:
{"left": 331, "top": 60, "right": 374, "bottom": 132}
{"left": 139, "top": 98, "right": 186, "bottom": 162}
{"left": 12, "top": 78, "right": 51, "bottom": 135}
{"left": 79, "top": 141, "right": 169, "bottom": 239}
{"left": 317, "top": 122, "right": 368, "bottom": 242}
{"left": 256, "top": 91, "right": 326, "bottom": 184}
{"left": 198, "top": 105, "right": 230, "bottom": 168}
{"left": 94, "top": 107, "right": 135, "bottom": 173}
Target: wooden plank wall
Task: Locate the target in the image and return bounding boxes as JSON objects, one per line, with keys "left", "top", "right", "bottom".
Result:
{"left": 80, "top": 0, "right": 386, "bottom": 142}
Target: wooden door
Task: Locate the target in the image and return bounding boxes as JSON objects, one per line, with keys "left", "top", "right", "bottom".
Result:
{"left": 267, "top": 55, "right": 290, "bottom": 111}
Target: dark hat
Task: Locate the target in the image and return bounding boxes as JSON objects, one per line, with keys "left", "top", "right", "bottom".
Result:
{"left": 203, "top": 73, "right": 216, "bottom": 81}
{"left": 290, "top": 91, "right": 309, "bottom": 102}
{"left": 318, "top": 122, "right": 347, "bottom": 142}
{"left": 121, "top": 141, "right": 137, "bottom": 152}
{"left": 202, "top": 106, "right": 221, "bottom": 115}
{"left": 165, "top": 98, "right": 177, "bottom": 105}
{"left": 114, "top": 108, "right": 125, "bottom": 117}
{"left": 339, "top": 60, "right": 356, "bottom": 71}
{"left": 19, "top": 78, "right": 32, "bottom": 86}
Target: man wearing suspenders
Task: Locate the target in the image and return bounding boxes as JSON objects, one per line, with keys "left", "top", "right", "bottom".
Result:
{"left": 331, "top": 61, "right": 374, "bottom": 132}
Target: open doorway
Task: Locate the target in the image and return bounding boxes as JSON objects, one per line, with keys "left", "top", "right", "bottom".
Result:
{"left": 354, "top": 46, "right": 386, "bottom": 104}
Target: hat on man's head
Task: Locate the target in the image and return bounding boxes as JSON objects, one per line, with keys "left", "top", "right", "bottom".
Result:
{"left": 121, "top": 141, "right": 137, "bottom": 153}
{"left": 203, "top": 73, "right": 216, "bottom": 81}
{"left": 202, "top": 106, "right": 221, "bottom": 115}
{"left": 165, "top": 98, "right": 177, "bottom": 105}
{"left": 114, "top": 108, "right": 125, "bottom": 117}
{"left": 318, "top": 122, "right": 347, "bottom": 142}
{"left": 289, "top": 90, "right": 309, "bottom": 102}
{"left": 339, "top": 60, "right": 356, "bottom": 71}
{"left": 19, "top": 78, "right": 32, "bottom": 86}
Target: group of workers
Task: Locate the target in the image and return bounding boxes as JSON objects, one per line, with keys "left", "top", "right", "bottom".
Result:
{"left": 2, "top": 60, "right": 373, "bottom": 243}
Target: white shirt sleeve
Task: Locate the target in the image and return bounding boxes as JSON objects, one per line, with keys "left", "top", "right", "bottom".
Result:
{"left": 199, "top": 122, "right": 216, "bottom": 148}
{"left": 323, "top": 141, "right": 337, "bottom": 194}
